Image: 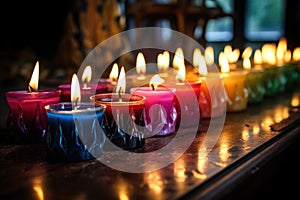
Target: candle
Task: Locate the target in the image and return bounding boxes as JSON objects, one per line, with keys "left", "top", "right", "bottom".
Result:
{"left": 130, "top": 74, "right": 177, "bottom": 137}
{"left": 164, "top": 62, "right": 201, "bottom": 127}
{"left": 243, "top": 57, "right": 266, "bottom": 104}
{"left": 45, "top": 74, "right": 106, "bottom": 162}
{"left": 5, "top": 61, "right": 61, "bottom": 143}
{"left": 196, "top": 55, "right": 226, "bottom": 119}
{"left": 91, "top": 67, "right": 146, "bottom": 149}
{"left": 219, "top": 52, "right": 248, "bottom": 112}
{"left": 58, "top": 66, "right": 108, "bottom": 102}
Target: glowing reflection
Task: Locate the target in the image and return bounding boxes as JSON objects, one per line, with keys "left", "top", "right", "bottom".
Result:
{"left": 174, "top": 159, "right": 186, "bottom": 183}
{"left": 145, "top": 171, "right": 163, "bottom": 194}
{"left": 242, "top": 127, "right": 250, "bottom": 141}
{"left": 262, "top": 116, "right": 274, "bottom": 128}
{"left": 291, "top": 93, "right": 300, "bottom": 107}
{"left": 193, "top": 147, "right": 208, "bottom": 179}
{"left": 252, "top": 124, "right": 261, "bottom": 136}
{"left": 117, "top": 179, "right": 130, "bottom": 200}
{"left": 33, "top": 177, "right": 44, "bottom": 200}
{"left": 219, "top": 138, "right": 229, "bottom": 163}
{"left": 274, "top": 107, "right": 289, "bottom": 123}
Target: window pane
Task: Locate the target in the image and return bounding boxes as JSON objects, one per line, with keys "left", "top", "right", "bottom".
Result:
{"left": 205, "top": 0, "right": 234, "bottom": 42}
{"left": 245, "top": 0, "right": 286, "bottom": 41}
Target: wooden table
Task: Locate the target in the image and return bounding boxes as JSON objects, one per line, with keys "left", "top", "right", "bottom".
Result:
{"left": 1, "top": 85, "right": 300, "bottom": 199}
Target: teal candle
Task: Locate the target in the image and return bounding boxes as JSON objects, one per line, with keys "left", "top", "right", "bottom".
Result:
{"left": 45, "top": 102, "right": 106, "bottom": 162}
{"left": 245, "top": 69, "right": 265, "bottom": 103}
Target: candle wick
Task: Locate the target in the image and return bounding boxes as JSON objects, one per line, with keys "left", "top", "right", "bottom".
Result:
{"left": 151, "top": 84, "right": 155, "bottom": 91}
{"left": 83, "top": 82, "right": 87, "bottom": 89}
{"left": 74, "top": 97, "right": 79, "bottom": 109}
{"left": 118, "top": 88, "right": 122, "bottom": 102}
{"left": 28, "top": 85, "right": 36, "bottom": 92}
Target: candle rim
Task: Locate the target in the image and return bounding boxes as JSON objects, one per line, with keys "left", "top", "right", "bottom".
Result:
{"left": 45, "top": 102, "right": 106, "bottom": 114}
{"left": 6, "top": 90, "right": 61, "bottom": 99}
{"left": 91, "top": 93, "right": 146, "bottom": 106}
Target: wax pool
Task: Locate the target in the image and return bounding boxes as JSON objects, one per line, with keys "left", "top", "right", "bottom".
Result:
{"left": 45, "top": 102, "right": 106, "bottom": 162}
{"left": 130, "top": 87, "right": 177, "bottom": 137}
{"left": 6, "top": 90, "right": 61, "bottom": 143}
{"left": 91, "top": 93, "right": 146, "bottom": 150}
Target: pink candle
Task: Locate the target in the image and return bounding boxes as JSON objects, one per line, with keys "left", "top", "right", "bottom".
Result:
{"left": 130, "top": 86, "right": 177, "bottom": 137}
{"left": 5, "top": 61, "right": 61, "bottom": 143}
{"left": 57, "top": 83, "right": 108, "bottom": 102}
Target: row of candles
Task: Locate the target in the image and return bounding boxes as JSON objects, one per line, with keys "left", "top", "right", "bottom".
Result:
{"left": 5, "top": 37, "right": 300, "bottom": 162}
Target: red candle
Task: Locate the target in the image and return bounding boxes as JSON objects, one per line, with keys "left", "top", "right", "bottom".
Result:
{"left": 130, "top": 75, "right": 177, "bottom": 137}
{"left": 5, "top": 61, "right": 61, "bottom": 143}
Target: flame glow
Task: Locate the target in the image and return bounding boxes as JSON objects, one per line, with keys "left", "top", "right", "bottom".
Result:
{"left": 292, "top": 47, "right": 300, "bottom": 62}
{"left": 205, "top": 46, "right": 214, "bottom": 65}
{"left": 71, "top": 74, "right": 81, "bottom": 105}
{"left": 28, "top": 61, "right": 39, "bottom": 91}
{"left": 109, "top": 63, "right": 119, "bottom": 81}
{"left": 219, "top": 52, "right": 230, "bottom": 73}
{"left": 175, "top": 63, "right": 186, "bottom": 82}
{"left": 157, "top": 51, "right": 169, "bottom": 71}
{"left": 149, "top": 74, "right": 165, "bottom": 90}
{"left": 193, "top": 48, "right": 201, "bottom": 67}
{"left": 242, "top": 46, "right": 252, "bottom": 59}
{"left": 254, "top": 49, "right": 263, "bottom": 65}
{"left": 173, "top": 48, "right": 184, "bottom": 70}
{"left": 116, "top": 66, "right": 126, "bottom": 93}
{"left": 198, "top": 55, "right": 208, "bottom": 76}
{"left": 243, "top": 57, "right": 251, "bottom": 70}
{"left": 136, "top": 52, "right": 146, "bottom": 75}
{"left": 82, "top": 65, "right": 92, "bottom": 83}
{"left": 262, "top": 43, "right": 276, "bottom": 65}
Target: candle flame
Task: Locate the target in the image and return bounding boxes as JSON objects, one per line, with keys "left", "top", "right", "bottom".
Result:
{"left": 109, "top": 63, "right": 119, "bottom": 81}
{"left": 157, "top": 51, "right": 169, "bottom": 71}
{"left": 28, "top": 61, "right": 39, "bottom": 92}
{"left": 116, "top": 66, "right": 126, "bottom": 94}
{"left": 136, "top": 52, "right": 146, "bottom": 75}
{"left": 82, "top": 65, "right": 92, "bottom": 84}
{"left": 292, "top": 47, "right": 300, "bottom": 62}
{"left": 262, "top": 43, "right": 276, "bottom": 65}
{"left": 193, "top": 48, "right": 201, "bottom": 67}
{"left": 198, "top": 55, "right": 208, "bottom": 76}
{"left": 205, "top": 46, "right": 214, "bottom": 65}
{"left": 284, "top": 50, "right": 292, "bottom": 63}
{"left": 276, "top": 37, "right": 287, "bottom": 64}
{"left": 175, "top": 62, "right": 186, "bottom": 82}
{"left": 242, "top": 46, "right": 252, "bottom": 59}
{"left": 71, "top": 74, "right": 81, "bottom": 106}
{"left": 219, "top": 52, "right": 230, "bottom": 73}
{"left": 224, "top": 45, "right": 240, "bottom": 63}
{"left": 173, "top": 48, "right": 184, "bottom": 70}
{"left": 243, "top": 57, "right": 251, "bottom": 70}
{"left": 254, "top": 49, "right": 263, "bottom": 65}
{"left": 149, "top": 74, "right": 165, "bottom": 90}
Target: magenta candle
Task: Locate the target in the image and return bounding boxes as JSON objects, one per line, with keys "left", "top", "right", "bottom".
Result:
{"left": 58, "top": 83, "right": 108, "bottom": 102}
{"left": 6, "top": 90, "right": 61, "bottom": 143}
{"left": 130, "top": 86, "right": 177, "bottom": 137}
{"left": 164, "top": 81, "right": 201, "bottom": 128}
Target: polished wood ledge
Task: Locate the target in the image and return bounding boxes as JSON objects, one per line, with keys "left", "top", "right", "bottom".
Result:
{"left": 1, "top": 85, "right": 300, "bottom": 199}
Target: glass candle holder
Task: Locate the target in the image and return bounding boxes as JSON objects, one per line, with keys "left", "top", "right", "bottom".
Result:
{"left": 221, "top": 71, "right": 248, "bottom": 112}
{"left": 57, "top": 83, "right": 108, "bottom": 102}
{"left": 282, "top": 63, "right": 299, "bottom": 90}
{"left": 45, "top": 103, "right": 106, "bottom": 162}
{"left": 262, "top": 66, "right": 281, "bottom": 97}
{"left": 199, "top": 73, "right": 226, "bottom": 119}
{"left": 90, "top": 93, "right": 146, "bottom": 150}
{"left": 5, "top": 90, "right": 61, "bottom": 143}
{"left": 163, "top": 81, "right": 201, "bottom": 128}
{"left": 245, "top": 69, "right": 266, "bottom": 104}
{"left": 130, "top": 87, "right": 177, "bottom": 137}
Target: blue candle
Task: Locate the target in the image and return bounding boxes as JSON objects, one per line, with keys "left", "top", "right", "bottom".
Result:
{"left": 45, "top": 102, "right": 106, "bottom": 162}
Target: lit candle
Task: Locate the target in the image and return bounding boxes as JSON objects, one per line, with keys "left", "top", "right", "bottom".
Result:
{"left": 136, "top": 52, "right": 147, "bottom": 80}
{"left": 130, "top": 74, "right": 177, "bottom": 137}
{"left": 224, "top": 45, "right": 240, "bottom": 70}
{"left": 243, "top": 57, "right": 265, "bottom": 104}
{"left": 164, "top": 62, "right": 201, "bottom": 127}
{"left": 45, "top": 74, "right": 106, "bottom": 162}
{"left": 157, "top": 51, "right": 170, "bottom": 77}
{"left": 173, "top": 48, "right": 184, "bottom": 71}
{"left": 58, "top": 65, "right": 108, "bottom": 102}
{"left": 5, "top": 61, "right": 61, "bottom": 143}
{"left": 91, "top": 67, "right": 146, "bottom": 150}
{"left": 219, "top": 52, "right": 248, "bottom": 112}
{"left": 197, "top": 55, "right": 226, "bottom": 119}
{"left": 98, "top": 63, "right": 119, "bottom": 92}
